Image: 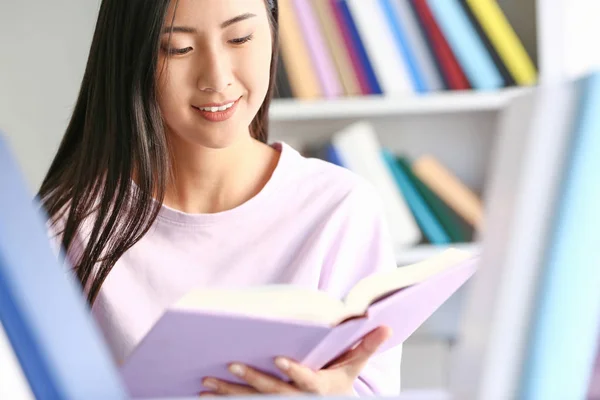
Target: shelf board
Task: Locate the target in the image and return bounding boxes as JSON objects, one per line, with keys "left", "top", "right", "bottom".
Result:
{"left": 270, "top": 88, "right": 529, "bottom": 121}
{"left": 395, "top": 242, "right": 481, "bottom": 266}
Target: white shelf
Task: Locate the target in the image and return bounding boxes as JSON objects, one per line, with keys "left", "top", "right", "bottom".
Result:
{"left": 395, "top": 242, "right": 481, "bottom": 266}
{"left": 270, "top": 88, "right": 529, "bottom": 121}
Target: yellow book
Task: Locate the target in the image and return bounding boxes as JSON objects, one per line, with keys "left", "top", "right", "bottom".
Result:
{"left": 465, "top": 0, "right": 537, "bottom": 86}
{"left": 278, "top": 0, "right": 322, "bottom": 99}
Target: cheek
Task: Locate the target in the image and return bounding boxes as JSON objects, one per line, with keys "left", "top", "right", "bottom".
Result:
{"left": 156, "top": 62, "right": 193, "bottom": 126}
{"left": 240, "top": 38, "right": 273, "bottom": 108}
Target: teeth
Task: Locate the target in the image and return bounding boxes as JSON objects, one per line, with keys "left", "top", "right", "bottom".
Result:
{"left": 198, "top": 102, "right": 235, "bottom": 112}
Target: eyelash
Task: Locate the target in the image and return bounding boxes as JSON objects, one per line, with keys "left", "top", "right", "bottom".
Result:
{"left": 163, "top": 34, "right": 254, "bottom": 56}
{"left": 229, "top": 34, "right": 254, "bottom": 45}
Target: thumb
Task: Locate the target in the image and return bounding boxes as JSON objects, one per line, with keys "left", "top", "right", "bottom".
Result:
{"left": 337, "top": 326, "right": 392, "bottom": 379}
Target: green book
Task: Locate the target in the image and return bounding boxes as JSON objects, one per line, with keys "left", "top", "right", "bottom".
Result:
{"left": 396, "top": 156, "right": 473, "bottom": 243}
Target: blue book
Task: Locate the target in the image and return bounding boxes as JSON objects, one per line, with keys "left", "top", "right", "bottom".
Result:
{"left": 426, "top": 0, "right": 503, "bottom": 90}
{"left": 519, "top": 73, "right": 600, "bottom": 400}
{"left": 0, "top": 132, "right": 126, "bottom": 399}
{"left": 335, "top": 0, "right": 383, "bottom": 95}
{"left": 325, "top": 143, "right": 345, "bottom": 167}
{"left": 382, "top": 149, "right": 450, "bottom": 244}
{"left": 379, "top": 0, "right": 428, "bottom": 93}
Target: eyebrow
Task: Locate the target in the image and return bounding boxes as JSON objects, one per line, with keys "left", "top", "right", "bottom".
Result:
{"left": 161, "top": 13, "right": 256, "bottom": 34}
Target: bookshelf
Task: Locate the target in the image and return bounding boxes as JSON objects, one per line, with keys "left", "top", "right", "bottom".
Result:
{"left": 270, "top": 87, "right": 528, "bottom": 120}
{"left": 270, "top": 0, "right": 542, "bottom": 260}
{"left": 268, "top": 0, "right": 545, "bottom": 394}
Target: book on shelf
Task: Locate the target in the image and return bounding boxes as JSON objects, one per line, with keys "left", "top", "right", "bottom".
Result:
{"left": 303, "top": 121, "right": 480, "bottom": 249}
{"left": 274, "top": 0, "right": 537, "bottom": 99}
{"left": 119, "top": 248, "right": 479, "bottom": 398}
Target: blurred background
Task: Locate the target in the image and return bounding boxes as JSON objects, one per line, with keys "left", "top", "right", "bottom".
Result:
{"left": 1, "top": 0, "right": 599, "bottom": 399}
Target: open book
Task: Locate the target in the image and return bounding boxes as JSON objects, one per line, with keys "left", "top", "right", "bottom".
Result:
{"left": 120, "top": 248, "right": 479, "bottom": 398}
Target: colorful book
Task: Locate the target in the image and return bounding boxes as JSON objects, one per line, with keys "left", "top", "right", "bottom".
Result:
{"left": 382, "top": 150, "right": 450, "bottom": 244}
{"left": 332, "top": 0, "right": 382, "bottom": 95}
{"left": 393, "top": 0, "right": 445, "bottom": 91}
{"left": 292, "top": 0, "right": 343, "bottom": 98}
{"left": 395, "top": 156, "right": 473, "bottom": 244}
{"left": 410, "top": 0, "right": 470, "bottom": 90}
{"left": 379, "top": 0, "right": 427, "bottom": 93}
{"left": 330, "top": 122, "right": 422, "bottom": 248}
{"left": 278, "top": 0, "right": 322, "bottom": 98}
{"left": 412, "top": 155, "right": 484, "bottom": 230}
{"left": 311, "top": 0, "right": 362, "bottom": 96}
{"left": 345, "top": 0, "right": 415, "bottom": 95}
{"left": 464, "top": 0, "right": 538, "bottom": 86}
{"left": 459, "top": 0, "right": 515, "bottom": 87}
{"left": 426, "top": 0, "right": 503, "bottom": 90}
{"left": 119, "top": 249, "right": 479, "bottom": 398}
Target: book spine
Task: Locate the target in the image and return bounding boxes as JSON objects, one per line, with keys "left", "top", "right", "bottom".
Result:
{"left": 345, "top": 0, "right": 415, "bottom": 95}
{"left": 311, "top": 0, "right": 362, "bottom": 96}
{"left": 412, "top": 155, "right": 484, "bottom": 230}
{"left": 332, "top": 0, "right": 382, "bottom": 95}
{"left": 292, "top": 0, "right": 343, "bottom": 98}
{"left": 394, "top": 0, "right": 445, "bottom": 91}
{"left": 465, "top": 0, "right": 537, "bottom": 86}
{"left": 278, "top": 0, "right": 322, "bottom": 98}
{"left": 382, "top": 149, "right": 450, "bottom": 244}
{"left": 426, "top": 0, "right": 503, "bottom": 90}
{"left": 379, "top": 0, "right": 428, "bottom": 93}
{"left": 410, "top": 0, "right": 470, "bottom": 90}
{"left": 332, "top": 123, "right": 422, "bottom": 247}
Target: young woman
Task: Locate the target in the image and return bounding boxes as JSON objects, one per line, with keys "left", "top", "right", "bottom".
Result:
{"left": 40, "top": 0, "right": 402, "bottom": 396}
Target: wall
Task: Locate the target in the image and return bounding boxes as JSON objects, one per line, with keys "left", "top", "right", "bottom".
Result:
{"left": 0, "top": 1, "right": 100, "bottom": 191}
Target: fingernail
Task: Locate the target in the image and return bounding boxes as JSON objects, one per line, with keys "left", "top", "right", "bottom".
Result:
{"left": 229, "top": 363, "right": 246, "bottom": 377}
{"left": 202, "top": 378, "right": 219, "bottom": 390}
{"left": 275, "top": 357, "right": 290, "bottom": 371}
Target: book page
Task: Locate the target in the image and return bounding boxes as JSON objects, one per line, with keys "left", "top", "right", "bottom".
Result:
{"left": 344, "top": 249, "right": 475, "bottom": 314}
{"left": 174, "top": 285, "right": 350, "bottom": 326}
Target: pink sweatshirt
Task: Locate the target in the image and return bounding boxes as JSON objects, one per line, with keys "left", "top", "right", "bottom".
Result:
{"left": 52, "top": 142, "right": 402, "bottom": 396}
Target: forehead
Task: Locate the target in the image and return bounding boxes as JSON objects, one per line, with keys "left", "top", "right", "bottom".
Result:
{"left": 165, "top": 0, "right": 269, "bottom": 28}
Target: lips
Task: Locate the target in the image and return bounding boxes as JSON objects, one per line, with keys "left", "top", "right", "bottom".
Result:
{"left": 192, "top": 97, "right": 240, "bottom": 122}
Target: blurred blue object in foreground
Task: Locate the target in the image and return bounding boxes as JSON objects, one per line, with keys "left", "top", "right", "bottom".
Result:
{"left": 0, "top": 132, "right": 127, "bottom": 399}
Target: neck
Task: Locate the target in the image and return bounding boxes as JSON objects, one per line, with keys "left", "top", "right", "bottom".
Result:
{"left": 163, "top": 134, "right": 279, "bottom": 214}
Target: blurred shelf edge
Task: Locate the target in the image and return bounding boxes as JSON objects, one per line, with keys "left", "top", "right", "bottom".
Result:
{"left": 270, "top": 87, "right": 531, "bottom": 121}
{"left": 396, "top": 242, "right": 481, "bottom": 266}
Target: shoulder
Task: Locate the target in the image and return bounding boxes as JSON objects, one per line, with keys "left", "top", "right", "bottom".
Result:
{"left": 276, "top": 142, "right": 384, "bottom": 218}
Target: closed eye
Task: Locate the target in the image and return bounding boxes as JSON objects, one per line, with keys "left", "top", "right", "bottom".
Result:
{"left": 229, "top": 34, "right": 254, "bottom": 45}
{"left": 169, "top": 47, "right": 193, "bottom": 55}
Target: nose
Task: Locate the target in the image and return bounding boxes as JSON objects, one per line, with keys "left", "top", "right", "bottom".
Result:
{"left": 196, "top": 46, "right": 233, "bottom": 93}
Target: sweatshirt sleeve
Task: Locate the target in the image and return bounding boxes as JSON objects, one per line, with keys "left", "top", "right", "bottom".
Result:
{"left": 317, "top": 178, "right": 403, "bottom": 396}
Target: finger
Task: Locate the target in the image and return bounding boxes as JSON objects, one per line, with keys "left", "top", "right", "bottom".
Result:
{"left": 274, "top": 357, "right": 325, "bottom": 394}
{"left": 330, "top": 326, "right": 392, "bottom": 377}
{"left": 202, "top": 378, "right": 257, "bottom": 396}
{"left": 198, "top": 391, "right": 219, "bottom": 397}
{"left": 228, "top": 363, "right": 299, "bottom": 394}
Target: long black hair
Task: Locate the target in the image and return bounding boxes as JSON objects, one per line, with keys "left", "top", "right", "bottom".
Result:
{"left": 38, "top": 0, "right": 280, "bottom": 305}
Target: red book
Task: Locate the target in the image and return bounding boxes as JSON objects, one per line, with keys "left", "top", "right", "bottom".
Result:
{"left": 410, "top": 0, "right": 470, "bottom": 90}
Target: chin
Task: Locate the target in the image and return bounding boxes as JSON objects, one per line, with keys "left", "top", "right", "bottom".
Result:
{"left": 187, "top": 124, "right": 250, "bottom": 150}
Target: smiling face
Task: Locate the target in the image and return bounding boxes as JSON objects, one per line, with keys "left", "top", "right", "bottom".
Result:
{"left": 156, "top": 0, "right": 274, "bottom": 149}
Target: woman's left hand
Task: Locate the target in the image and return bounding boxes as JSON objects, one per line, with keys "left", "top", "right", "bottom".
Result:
{"left": 199, "top": 326, "right": 392, "bottom": 397}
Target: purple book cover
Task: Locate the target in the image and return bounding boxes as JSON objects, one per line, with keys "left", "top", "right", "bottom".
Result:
{"left": 292, "top": 0, "right": 343, "bottom": 98}
{"left": 120, "top": 256, "right": 478, "bottom": 398}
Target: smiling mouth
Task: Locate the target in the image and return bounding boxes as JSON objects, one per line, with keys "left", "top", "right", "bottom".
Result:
{"left": 191, "top": 97, "right": 241, "bottom": 122}
{"left": 193, "top": 97, "right": 241, "bottom": 113}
